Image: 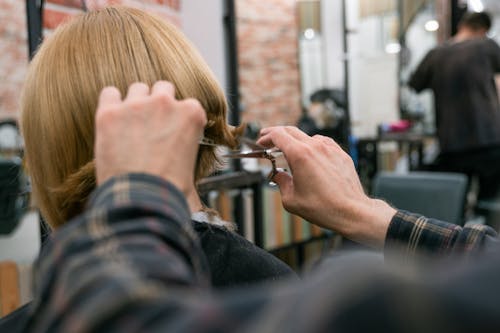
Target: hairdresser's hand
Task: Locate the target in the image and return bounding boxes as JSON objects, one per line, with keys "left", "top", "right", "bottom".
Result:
{"left": 94, "top": 81, "right": 207, "bottom": 195}
{"left": 258, "top": 126, "right": 396, "bottom": 248}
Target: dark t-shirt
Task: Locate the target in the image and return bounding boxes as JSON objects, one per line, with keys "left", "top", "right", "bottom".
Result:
{"left": 409, "top": 37, "right": 500, "bottom": 153}
{"left": 192, "top": 221, "right": 297, "bottom": 287}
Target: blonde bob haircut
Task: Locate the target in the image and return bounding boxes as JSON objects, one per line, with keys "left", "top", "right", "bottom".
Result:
{"left": 21, "top": 6, "right": 242, "bottom": 228}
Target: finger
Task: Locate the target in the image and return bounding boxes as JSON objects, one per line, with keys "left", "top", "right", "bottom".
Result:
{"left": 259, "top": 126, "right": 287, "bottom": 137}
{"left": 126, "top": 82, "right": 150, "bottom": 100}
{"left": 179, "top": 98, "right": 208, "bottom": 130}
{"left": 282, "top": 126, "right": 313, "bottom": 141}
{"left": 257, "top": 127, "right": 307, "bottom": 153}
{"left": 272, "top": 171, "right": 294, "bottom": 203}
{"left": 258, "top": 126, "right": 312, "bottom": 148}
{"left": 98, "top": 86, "right": 121, "bottom": 109}
{"left": 259, "top": 126, "right": 278, "bottom": 137}
{"left": 260, "top": 126, "right": 310, "bottom": 141}
{"left": 151, "top": 80, "right": 175, "bottom": 97}
{"left": 313, "top": 134, "right": 342, "bottom": 149}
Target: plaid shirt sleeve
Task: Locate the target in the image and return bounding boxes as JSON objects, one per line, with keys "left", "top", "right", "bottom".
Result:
{"left": 28, "top": 174, "right": 320, "bottom": 333}
{"left": 385, "top": 210, "right": 499, "bottom": 258}
{"left": 25, "top": 174, "right": 500, "bottom": 333}
{"left": 27, "top": 174, "right": 213, "bottom": 332}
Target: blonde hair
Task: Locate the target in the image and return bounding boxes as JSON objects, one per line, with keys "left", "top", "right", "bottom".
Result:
{"left": 21, "top": 6, "right": 242, "bottom": 228}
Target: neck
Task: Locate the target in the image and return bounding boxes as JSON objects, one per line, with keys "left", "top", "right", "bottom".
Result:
{"left": 453, "top": 28, "right": 486, "bottom": 42}
{"left": 186, "top": 189, "right": 204, "bottom": 214}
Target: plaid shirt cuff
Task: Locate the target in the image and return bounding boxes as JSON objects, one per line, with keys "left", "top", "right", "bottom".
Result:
{"left": 385, "top": 210, "right": 461, "bottom": 257}
{"left": 384, "top": 210, "right": 497, "bottom": 258}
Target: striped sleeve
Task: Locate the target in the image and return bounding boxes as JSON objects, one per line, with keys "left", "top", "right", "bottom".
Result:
{"left": 385, "top": 210, "right": 498, "bottom": 258}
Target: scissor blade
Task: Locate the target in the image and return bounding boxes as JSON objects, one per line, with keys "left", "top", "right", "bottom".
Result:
{"left": 199, "top": 137, "right": 220, "bottom": 147}
{"left": 223, "top": 151, "right": 267, "bottom": 159}
{"left": 239, "top": 137, "right": 265, "bottom": 150}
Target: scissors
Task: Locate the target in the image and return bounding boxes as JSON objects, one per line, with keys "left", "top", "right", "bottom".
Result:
{"left": 199, "top": 136, "right": 283, "bottom": 183}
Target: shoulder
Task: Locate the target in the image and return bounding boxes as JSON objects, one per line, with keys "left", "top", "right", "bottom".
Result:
{"left": 461, "top": 37, "right": 499, "bottom": 52}
{"left": 191, "top": 221, "right": 297, "bottom": 287}
{"left": 414, "top": 47, "right": 440, "bottom": 69}
{"left": 484, "top": 38, "right": 500, "bottom": 52}
{"left": 0, "top": 303, "right": 30, "bottom": 332}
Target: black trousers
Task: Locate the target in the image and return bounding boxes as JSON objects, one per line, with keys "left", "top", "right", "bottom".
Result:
{"left": 428, "top": 146, "right": 500, "bottom": 199}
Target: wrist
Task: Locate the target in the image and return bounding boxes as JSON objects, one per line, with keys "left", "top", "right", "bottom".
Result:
{"left": 341, "top": 198, "right": 397, "bottom": 249}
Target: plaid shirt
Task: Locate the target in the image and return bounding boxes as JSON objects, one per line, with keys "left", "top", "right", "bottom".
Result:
{"left": 25, "top": 174, "right": 500, "bottom": 332}
{"left": 385, "top": 210, "right": 497, "bottom": 258}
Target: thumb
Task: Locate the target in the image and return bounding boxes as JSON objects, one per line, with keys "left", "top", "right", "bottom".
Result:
{"left": 272, "top": 170, "right": 294, "bottom": 202}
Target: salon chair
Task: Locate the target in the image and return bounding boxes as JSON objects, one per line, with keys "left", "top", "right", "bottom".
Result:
{"left": 0, "top": 158, "right": 27, "bottom": 235}
{"left": 0, "top": 158, "right": 29, "bottom": 319}
{"left": 372, "top": 171, "right": 468, "bottom": 225}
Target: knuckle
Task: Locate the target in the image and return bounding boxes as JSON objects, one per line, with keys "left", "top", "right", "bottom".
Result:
{"left": 153, "top": 91, "right": 173, "bottom": 106}
{"left": 312, "top": 137, "right": 324, "bottom": 148}
{"left": 287, "top": 144, "right": 300, "bottom": 157}
{"left": 96, "top": 105, "right": 119, "bottom": 126}
{"left": 131, "top": 82, "right": 149, "bottom": 90}
{"left": 302, "top": 144, "right": 315, "bottom": 159}
{"left": 290, "top": 148, "right": 308, "bottom": 165}
{"left": 100, "top": 86, "right": 119, "bottom": 97}
{"left": 183, "top": 98, "right": 202, "bottom": 110}
{"left": 339, "top": 151, "right": 353, "bottom": 166}
{"left": 126, "top": 99, "right": 147, "bottom": 112}
{"left": 344, "top": 154, "right": 355, "bottom": 166}
{"left": 318, "top": 140, "right": 331, "bottom": 154}
{"left": 183, "top": 98, "right": 207, "bottom": 125}
{"left": 160, "top": 80, "right": 175, "bottom": 92}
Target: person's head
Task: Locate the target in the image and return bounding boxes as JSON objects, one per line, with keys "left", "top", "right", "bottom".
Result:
{"left": 308, "top": 89, "right": 344, "bottom": 129}
{"left": 458, "top": 11, "right": 492, "bottom": 36}
{"left": 21, "top": 6, "right": 241, "bottom": 228}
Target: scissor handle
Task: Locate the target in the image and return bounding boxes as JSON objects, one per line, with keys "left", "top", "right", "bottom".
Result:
{"left": 264, "top": 147, "right": 282, "bottom": 159}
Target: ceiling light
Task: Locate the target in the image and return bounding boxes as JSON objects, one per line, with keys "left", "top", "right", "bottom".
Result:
{"left": 385, "top": 42, "right": 401, "bottom": 54}
{"left": 468, "top": 0, "right": 484, "bottom": 12}
{"left": 424, "top": 20, "right": 440, "bottom": 32}
{"left": 304, "top": 28, "right": 316, "bottom": 40}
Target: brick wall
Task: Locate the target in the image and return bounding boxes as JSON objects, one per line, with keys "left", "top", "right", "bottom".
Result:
{"left": 2, "top": 0, "right": 303, "bottom": 125}
{"left": 0, "top": 0, "right": 182, "bottom": 120}
{"left": 0, "top": 0, "right": 28, "bottom": 120}
{"left": 44, "top": 0, "right": 182, "bottom": 30}
{"left": 237, "top": 0, "right": 301, "bottom": 127}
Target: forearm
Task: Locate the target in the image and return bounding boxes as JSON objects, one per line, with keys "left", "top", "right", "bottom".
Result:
{"left": 28, "top": 174, "right": 210, "bottom": 332}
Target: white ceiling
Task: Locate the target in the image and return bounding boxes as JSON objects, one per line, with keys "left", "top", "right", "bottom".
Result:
{"left": 482, "top": 0, "right": 500, "bottom": 14}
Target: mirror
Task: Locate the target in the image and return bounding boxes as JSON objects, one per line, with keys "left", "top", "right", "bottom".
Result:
{"left": 399, "top": 1, "right": 440, "bottom": 134}
{"left": 296, "top": 0, "right": 349, "bottom": 147}
{"left": 399, "top": 0, "right": 500, "bottom": 135}
{"left": 297, "top": 0, "right": 324, "bottom": 107}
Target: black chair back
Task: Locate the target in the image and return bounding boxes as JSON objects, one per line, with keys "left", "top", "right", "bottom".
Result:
{"left": 372, "top": 171, "right": 468, "bottom": 225}
{"left": 0, "top": 159, "right": 24, "bottom": 234}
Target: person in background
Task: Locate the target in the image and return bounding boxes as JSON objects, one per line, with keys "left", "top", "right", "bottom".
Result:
{"left": 298, "top": 89, "right": 348, "bottom": 149}
{"left": 296, "top": 105, "right": 317, "bottom": 136}
{"left": 409, "top": 11, "right": 500, "bottom": 199}
{"left": 23, "top": 80, "right": 500, "bottom": 332}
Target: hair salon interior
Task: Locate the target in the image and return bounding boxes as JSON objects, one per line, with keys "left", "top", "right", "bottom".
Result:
{"left": 1, "top": 0, "right": 500, "bottom": 317}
